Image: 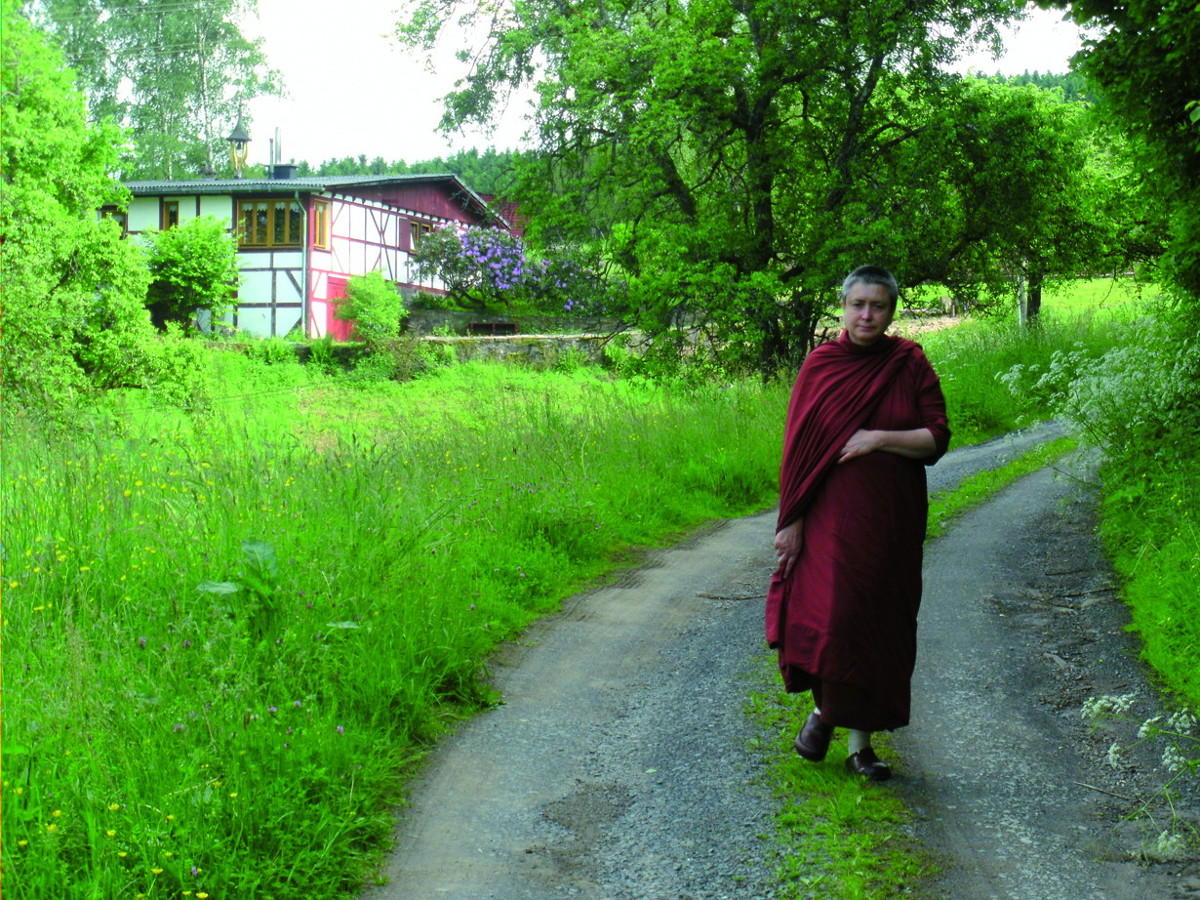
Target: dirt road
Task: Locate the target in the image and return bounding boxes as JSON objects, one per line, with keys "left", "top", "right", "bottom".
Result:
{"left": 364, "top": 424, "right": 1198, "bottom": 899}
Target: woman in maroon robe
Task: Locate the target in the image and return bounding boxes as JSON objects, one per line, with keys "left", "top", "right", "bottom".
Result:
{"left": 767, "top": 265, "right": 950, "bottom": 781}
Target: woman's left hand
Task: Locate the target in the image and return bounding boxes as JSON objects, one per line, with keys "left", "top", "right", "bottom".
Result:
{"left": 838, "top": 429, "right": 879, "bottom": 463}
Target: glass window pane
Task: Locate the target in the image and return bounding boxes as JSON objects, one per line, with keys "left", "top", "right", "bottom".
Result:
{"left": 272, "top": 201, "right": 287, "bottom": 244}
{"left": 255, "top": 204, "right": 268, "bottom": 244}
{"left": 289, "top": 205, "right": 302, "bottom": 244}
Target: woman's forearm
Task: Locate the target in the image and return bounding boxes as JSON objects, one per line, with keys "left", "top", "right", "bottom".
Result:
{"left": 838, "top": 428, "right": 935, "bottom": 463}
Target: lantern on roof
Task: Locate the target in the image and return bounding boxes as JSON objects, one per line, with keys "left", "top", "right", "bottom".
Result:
{"left": 226, "top": 115, "right": 251, "bottom": 178}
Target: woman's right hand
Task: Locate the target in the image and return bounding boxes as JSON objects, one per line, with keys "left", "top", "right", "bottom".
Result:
{"left": 774, "top": 519, "right": 804, "bottom": 580}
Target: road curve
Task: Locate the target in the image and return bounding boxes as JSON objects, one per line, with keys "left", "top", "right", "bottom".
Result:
{"left": 363, "top": 422, "right": 1197, "bottom": 899}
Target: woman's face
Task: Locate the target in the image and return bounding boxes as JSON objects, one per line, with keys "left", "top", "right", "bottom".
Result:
{"left": 842, "top": 282, "right": 895, "bottom": 346}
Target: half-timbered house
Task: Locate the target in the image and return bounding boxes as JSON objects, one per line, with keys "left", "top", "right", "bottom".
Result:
{"left": 118, "top": 171, "right": 504, "bottom": 339}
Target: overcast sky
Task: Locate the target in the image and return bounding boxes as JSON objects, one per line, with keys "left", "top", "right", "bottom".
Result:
{"left": 241, "top": 2, "right": 1085, "bottom": 168}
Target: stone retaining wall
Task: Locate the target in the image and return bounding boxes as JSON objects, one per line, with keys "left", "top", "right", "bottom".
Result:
{"left": 422, "top": 333, "right": 626, "bottom": 366}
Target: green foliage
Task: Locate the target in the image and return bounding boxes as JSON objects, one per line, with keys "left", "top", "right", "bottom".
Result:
{"left": 1050, "top": 0, "right": 1200, "bottom": 303}
{"left": 919, "top": 303, "right": 1131, "bottom": 441}
{"left": 1, "top": 0, "right": 158, "bottom": 408}
{"left": 399, "top": 0, "right": 1145, "bottom": 372}
{"left": 335, "top": 270, "right": 407, "bottom": 344}
{"left": 142, "top": 324, "right": 216, "bottom": 412}
{"left": 991, "top": 69, "right": 1097, "bottom": 103}
{"left": 1040, "top": 304, "right": 1200, "bottom": 711}
{"left": 251, "top": 335, "right": 298, "bottom": 366}
{"left": 3, "top": 294, "right": 1169, "bottom": 897}
{"left": 27, "top": 0, "right": 282, "bottom": 179}
{"left": 144, "top": 215, "right": 240, "bottom": 330}
{"left": 307, "top": 334, "right": 338, "bottom": 375}
{"left": 303, "top": 147, "right": 527, "bottom": 197}
{"left": 1102, "top": 461, "right": 1200, "bottom": 709}
{"left": 1048, "top": 318, "right": 1200, "bottom": 457}
{"left": 905, "top": 78, "right": 1126, "bottom": 312}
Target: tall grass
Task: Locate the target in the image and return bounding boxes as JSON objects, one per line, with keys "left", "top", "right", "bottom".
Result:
{"left": 919, "top": 305, "right": 1135, "bottom": 441}
{"left": 2, "top": 360, "right": 784, "bottom": 899}
{"left": 2, "top": 306, "right": 1143, "bottom": 898}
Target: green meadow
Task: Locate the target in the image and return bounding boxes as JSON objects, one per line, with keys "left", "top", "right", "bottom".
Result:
{"left": 5, "top": 283, "right": 1197, "bottom": 898}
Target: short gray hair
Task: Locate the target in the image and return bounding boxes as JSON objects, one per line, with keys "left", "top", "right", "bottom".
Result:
{"left": 841, "top": 265, "right": 898, "bottom": 306}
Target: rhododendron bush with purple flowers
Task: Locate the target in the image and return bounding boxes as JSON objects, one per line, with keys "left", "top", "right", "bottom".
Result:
{"left": 412, "top": 224, "right": 621, "bottom": 315}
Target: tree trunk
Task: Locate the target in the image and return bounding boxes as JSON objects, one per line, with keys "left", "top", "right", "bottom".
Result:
{"left": 1027, "top": 271, "right": 1043, "bottom": 323}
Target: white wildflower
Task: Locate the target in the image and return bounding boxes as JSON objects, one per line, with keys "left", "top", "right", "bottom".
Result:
{"left": 1082, "top": 693, "right": 1137, "bottom": 722}
{"left": 1137, "top": 716, "right": 1163, "bottom": 740}
{"left": 1106, "top": 742, "right": 1123, "bottom": 769}
{"left": 1152, "top": 830, "right": 1186, "bottom": 860}
{"left": 1161, "top": 745, "right": 1189, "bottom": 773}
{"left": 1166, "top": 709, "right": 1197, "bottom": 735}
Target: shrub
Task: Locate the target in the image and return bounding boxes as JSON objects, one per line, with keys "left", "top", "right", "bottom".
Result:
{"left": 1053, "top": 317, "right": 1200, "bottom": 458}
{"left": 144, "top": 216, "right": 240, "bottom": 330}
{"left": 335, "top": 271, "right": 407, "bottom": 344}
{"left": 252, "top": 336, "right": 299, "bottom": 366}
{"left": 412, "top": 224, "right": 620, "bottom": 315}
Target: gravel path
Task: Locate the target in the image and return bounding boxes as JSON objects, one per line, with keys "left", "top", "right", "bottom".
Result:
{"left": 363, "top": 423, "right": 1199, "bottom": 899}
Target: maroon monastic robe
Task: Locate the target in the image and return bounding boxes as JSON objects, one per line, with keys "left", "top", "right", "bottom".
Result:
{"left": 766, "top": 331, "right": 950, "bottom": 732}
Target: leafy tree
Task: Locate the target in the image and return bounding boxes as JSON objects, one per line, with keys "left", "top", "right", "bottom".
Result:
{"left": 335, "top": 270, "right": 408, "bottom": 344}
{"left": 992, "top": 70, "right": 1097, "bottom": 104}
{"left": 413, "top": 226, "right": 529, "bottom": 311}
{"left": 1043, "top": 0, "right": 1200, "bottom": 302}
{"left": 144, "top": 215, "right": 241, "bottom": 330}
{"left": 27, "top": 0, "right": 282, "bottom": 179}
{"left": 399, "top": 0, "right": 1132, "bottom": 372}
{"left": 899, "top": 77, "right": 1136, "bottom": 320}
{"left": 1, "top": 0, "right": 157, "bottom": 405}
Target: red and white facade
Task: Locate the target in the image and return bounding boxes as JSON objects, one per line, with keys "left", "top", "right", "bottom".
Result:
{"left": 120, "top": 173, "right": 505, "bottom": 338}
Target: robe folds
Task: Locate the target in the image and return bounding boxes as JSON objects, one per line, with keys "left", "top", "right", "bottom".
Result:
{"left": 766, "top": 331, "right": 950, "bottom": 732}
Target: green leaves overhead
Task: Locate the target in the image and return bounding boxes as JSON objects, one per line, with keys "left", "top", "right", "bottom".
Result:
{"left": 401, "top": 0, "right": 1141, "bottom": 372}
{"left": 2, "top": 0, "right": 156, "bottom": 403}
{"left": 1048, "top": 0, "right": 1200, "bottom": 301}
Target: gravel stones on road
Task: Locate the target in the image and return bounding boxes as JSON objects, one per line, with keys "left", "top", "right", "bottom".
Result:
{"left": 364, "top": 517, "right": 784, "bottom": 900}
